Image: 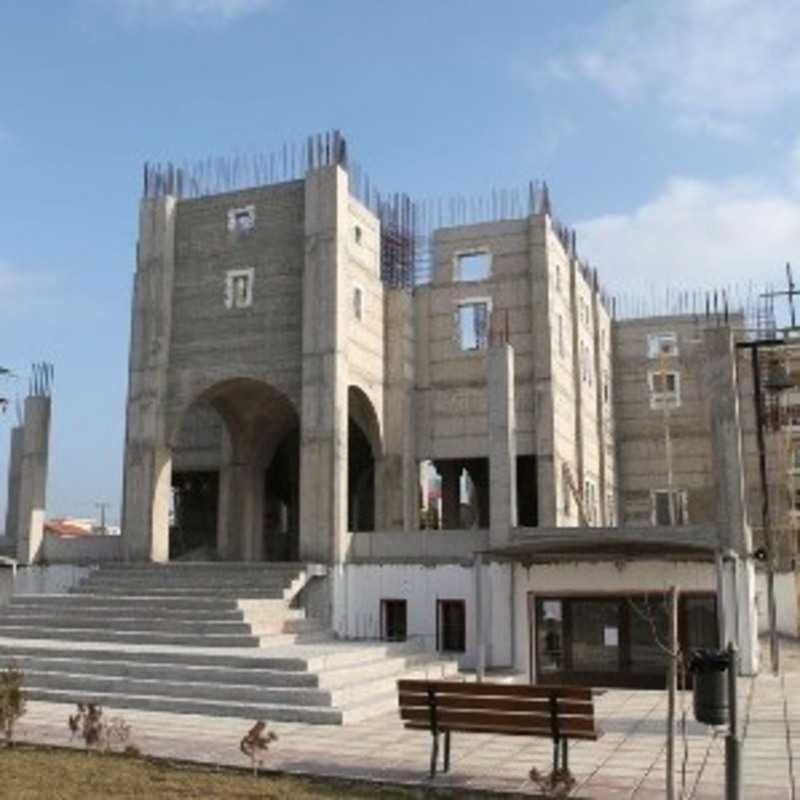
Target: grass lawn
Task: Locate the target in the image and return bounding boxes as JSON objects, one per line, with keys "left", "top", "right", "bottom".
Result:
{"left": 0, "top": 747, "right": 426, "bottom": 799}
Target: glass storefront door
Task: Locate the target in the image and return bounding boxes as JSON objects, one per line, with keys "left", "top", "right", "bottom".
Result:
{"left": 531, "top": 593, "right": 717, "bottom": 689}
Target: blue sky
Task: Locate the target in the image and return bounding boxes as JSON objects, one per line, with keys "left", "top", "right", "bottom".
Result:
{"left": 1, "top": 0, "right": 799, "bottom": 525}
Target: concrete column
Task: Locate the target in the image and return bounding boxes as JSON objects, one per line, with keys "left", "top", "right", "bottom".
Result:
{"left": 439, "top": 461, "right": 461, "bottom": 529}
{"left": 3, "top": 426, "right": 23, "bottom": 543}
{"left": 121, "top": 195, "right": 176, "bottom": 563}
{"left": 705, "top": 327, "right": 758, "bottom": 674}
{"left": 489, "top": 343, "right": 517, "bottom": 548}
{"left": 381, "top": 290, "right": 416, "bottom": 531}
{"left": 299, "top": 166, "right": 349, "bottom": 563}
{"left": 529, "top": 215, "right": 557, "bottom": 526}
{"left": 16, "top": 396, "right": 51, "bottom": 565}
{"left": 218, "top": 458, "right": 263, "bottom": 561}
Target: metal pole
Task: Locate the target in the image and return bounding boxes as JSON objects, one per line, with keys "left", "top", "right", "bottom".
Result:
{"left": 726, "top": 642, "right": 742, "bottom": 800}
{"left": 751, "top": 345, "right": 780, "bottom": 674}
{"left": 475, "top": 552, "right": 485, "bottom": 681}
{"left": 666, "top": 586, "right": 679, "bottom": 800}
{"left": 715, "top": 550, "right": 727, "bottom": 647}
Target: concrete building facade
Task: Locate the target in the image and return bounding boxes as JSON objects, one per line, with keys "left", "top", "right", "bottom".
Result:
{"left": 116, "top": 137, "right": 774, "bottom": 684}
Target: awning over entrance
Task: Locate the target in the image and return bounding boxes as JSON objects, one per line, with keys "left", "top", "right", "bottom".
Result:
{"left": 479, "top": 525, "right": 722, "bottom": 564}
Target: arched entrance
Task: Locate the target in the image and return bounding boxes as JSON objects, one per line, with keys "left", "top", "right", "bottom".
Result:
{"left": 348, "top": 386, "right": 382, "bottom": 532}
{"left": 170, "top": 378, "right": 300, "bottom": 561}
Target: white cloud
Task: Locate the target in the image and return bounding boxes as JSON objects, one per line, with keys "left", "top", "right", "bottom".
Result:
{"left": 551, "top": 0, "right": 800, "bottom": 135}
{"left": 106, "top": 0, "right": 278, "bottom": 25}
{"left": 576, "top": 176, "right": 800, "bottom": 295}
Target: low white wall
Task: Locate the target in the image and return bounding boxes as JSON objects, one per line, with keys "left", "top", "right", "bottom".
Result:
{"left": 42, "top": 533, "right": 123, "bottom": 564}
{"left": 330, "top": 562, "right": 512, "bottom": 669}
{"left": 755, "top": 571, "right": 798, "bottom": 637}
{"left": 0, "top": 564, "right": 92, "bottom": 606}
{"left": 512, "top": 560, "right": 718, "bottom": 678}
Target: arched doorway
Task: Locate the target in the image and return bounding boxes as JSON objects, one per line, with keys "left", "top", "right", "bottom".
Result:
{"left": 348, "top": 386, "right": 382, "bottom": 532}
{"left": 170, "top": 378, "right": 300, "bottom": 561}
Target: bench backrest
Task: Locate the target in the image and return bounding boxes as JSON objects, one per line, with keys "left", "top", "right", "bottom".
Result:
{"left": 397, "top": 679, "right": 599, "bottom": 741}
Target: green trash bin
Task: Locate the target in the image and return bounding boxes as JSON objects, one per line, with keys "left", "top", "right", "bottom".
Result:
{"left": 689, "top": 648, "right": 729, "bottom": 726}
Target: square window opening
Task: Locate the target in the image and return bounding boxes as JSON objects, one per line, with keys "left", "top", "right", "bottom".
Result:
{"left": 647, "top": 332, "right": 679, "bottom": 359}
{"left": 652, "top": 489, "right": 689, "bottom": 525}
{"left": 455, "top": 251, "right": 491, "bottom": 282}
{"left": 227, "top": 205, "right": 256, "bottom": 235}
{"left": 649, "top": 370, "right": 681, "bottom": 408}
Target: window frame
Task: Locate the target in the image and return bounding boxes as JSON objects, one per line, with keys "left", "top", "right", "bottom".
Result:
{"left": 352, "top": 284, "right": 364, "bottom": 321}
{"left": 224, "top": 267, "right": 255, "bottom": 309}
{"left": 227, "top": 205, "right": 256, "bottom": 235}
{"left": 651, "top": 489, "right": 689, "bottom": 526}
{"left": 380, "top": 598, "right": 408, "bottom": 642}
{"left": 455, "top": 296, "right": 492, "bottom": 352}
{"left": 436, "top": 599, "right": 466, "bottom": 653}
{"left": 647, "top": 332, "right": 679, "bottom": 359}
{"left": 648, "top": 369, "right": 681, "bottom": 409}
{"left": 453, "top": 250, "right": 492, "bottom": 282}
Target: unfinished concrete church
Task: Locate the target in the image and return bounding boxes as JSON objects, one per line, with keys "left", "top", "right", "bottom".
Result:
{"left": 115, "top": 131, "right": 778, "bottom": 691}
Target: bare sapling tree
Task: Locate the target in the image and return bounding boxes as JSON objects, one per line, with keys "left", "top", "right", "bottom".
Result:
{"left": 240, "top": 720, "right": 278, "bottom": 776}
{"left": 0, "top": 665, "right": 27, "bottom": 746}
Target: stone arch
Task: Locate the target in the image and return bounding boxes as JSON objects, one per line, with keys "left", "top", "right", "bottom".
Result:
{"left": 168, "top": 378, "right": 300, "bottom": 561}
{"left": 348, "top": 385, "right": 383, "bottom": 532}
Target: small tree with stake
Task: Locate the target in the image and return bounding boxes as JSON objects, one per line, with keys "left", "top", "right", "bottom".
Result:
{"left": 240, "top": 721, "right": 278, "bottom": 776}
{"left": 0, "top": 666, "right": 27, "bottom": 746}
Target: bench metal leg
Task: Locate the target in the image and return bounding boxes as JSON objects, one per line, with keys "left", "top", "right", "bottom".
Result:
{"left": 561, "top": 737, "right": 569, "bottom": 773}
{"left": 430, "top": 733, "right": 439, "bottom": 779}
{"left": 443, "top": 731, "right": 451, "bottom": 773}
{"left": 552, "top": 737, "right": 561, "bottom": 772}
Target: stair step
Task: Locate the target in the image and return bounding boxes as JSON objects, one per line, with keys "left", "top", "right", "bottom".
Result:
{"left": 22, "top": 687, "right": 343, "bottom": 724}
{"left": 0, "top": 626, "right": 260, "bottom": 648}
{"left": 21, "top": 670, "right": 333, "bottom": 707}
{"left": 0, "top": 655, "right": 320, "bottom": 687}
{"left": 0, "top": 616, "right": 254, "bottom": 635}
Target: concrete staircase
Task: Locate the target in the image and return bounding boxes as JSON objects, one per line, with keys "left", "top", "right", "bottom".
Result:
{"left": 0, "top": 563, "right": 458, "bottom": 724}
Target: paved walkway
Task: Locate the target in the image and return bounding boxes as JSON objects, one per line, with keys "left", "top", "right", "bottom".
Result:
{"left": 11, "top": 668, "right": 800, "bottom": 798}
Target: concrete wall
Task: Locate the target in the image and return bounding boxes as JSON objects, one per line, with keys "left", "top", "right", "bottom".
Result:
{"left": 0, "top": 564, "right": 91, "bottom": 607}
{"left": 756, "top": 570, "right": 798, "bottom": 637}
{"left": 614, "top": 317, "right": 718, "bottom": 526}
{"left": 415, "top": 219, "right": 535, "bottom": 461}
{"left": 330, "top": 561, "right": 512, "bottom": 669}
{"left": 344, "top": 529, "right": 488, "bottom": 563}
{"left": 42, "top": 534, "right": 123, "bottom": 565}
{"left": 167, "top": 180, "right": 305, "bottom": 428}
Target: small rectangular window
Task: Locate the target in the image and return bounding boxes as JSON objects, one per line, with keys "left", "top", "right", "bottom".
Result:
{"left": 455, "top": 252, "right": 490, "bottom": 281}
{"left": 354, "top": 225, "right": 363, "bottom": 244}
{"left": 224, "top": 268, "right": 254, "bottom": 309}
{"left": 457, "top": 301, "right": 490, "bottom": 351}
{"left": 652, "top": 490, "right": 688, "bottom": 525}
{"left": 649, "top": 370, "right": 681, "bottom": 408}
{"left": 437, "top": 599, "right": 466, "bottom": 653}
{"left": 647, "top": 332, "right": 678, "bottom": 359}
{"left": 606, "top": 492, "right": 615, "bottom": 526}
{"left": 381, "top": 599, "right": 407, "bottom": 642}
{"left": 353, "top": 285, "right": 364, "bottom": 321}
{"left": 227, "top": 205, "right": 255, "bottom": 235}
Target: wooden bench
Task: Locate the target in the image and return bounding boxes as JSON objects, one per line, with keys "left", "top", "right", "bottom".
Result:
{"left": 397, "top": 679, "right": 601, "bottom": 779}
